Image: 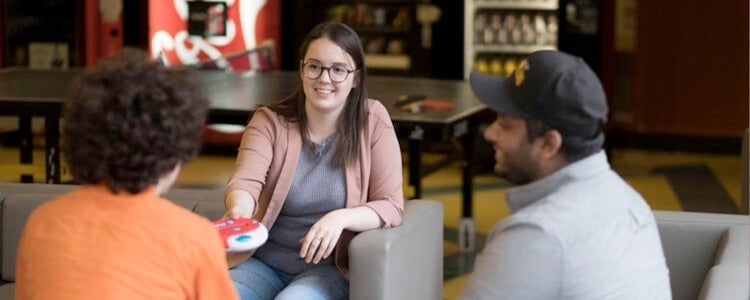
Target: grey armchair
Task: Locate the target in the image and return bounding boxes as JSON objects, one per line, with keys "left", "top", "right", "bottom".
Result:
{"left": 654, "top": 210, "right": 749, "bottom": 300}
{"left": 197, "top": 196, "right": 446, "bottom": 300}
{"left": 349, "top": 199, "right": 444, "bottom": 300}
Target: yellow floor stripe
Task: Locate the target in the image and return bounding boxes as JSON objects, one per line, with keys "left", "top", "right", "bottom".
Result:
{"left": 443, "top": 276, "right": 469, "bottom": 300}
{"left": 625, "top": 175, "right": 683, "bottom": 211}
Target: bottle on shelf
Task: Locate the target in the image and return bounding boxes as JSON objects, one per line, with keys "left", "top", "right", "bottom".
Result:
{"left": 547, "top": 15, "right": 558, "bottom": 46}
{"left": 520, "top": 13, "right": 535, "bottom": 45}
{"left": 534, "top": 13, "right": 547, "bottom": 45}
{"left": 490, "top": 58, "right": 503, "bottom": 75}
{"left": 503, "top": 57, "right": 517, "bottom": 76}
{"left": 506, "top": 14, "right": 521, "bottom": 45}
{"left": 474, "top": 13, "right": 487, "bottom": 44}
{"left": 489, "top": 13, "right": 502, "bottom": 45}
{"left": 475, "top": 58, "right": 490, "bottom": 73}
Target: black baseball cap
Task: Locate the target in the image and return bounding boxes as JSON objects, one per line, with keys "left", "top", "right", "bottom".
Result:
{"left": 470, "top": 50, "right": 608, "bottom": 139}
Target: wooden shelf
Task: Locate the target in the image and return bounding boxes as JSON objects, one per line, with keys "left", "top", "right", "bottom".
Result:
{"left": 474, "top": 1, "right": 557, "bottom": 10}
{"left": 473, "top": 44, "right": 556, "bottom": 54}
{"left": 353, "top": 27, "right": 411, "bottom": 34}
{"left": 366, "top": 54, "right": 411, "bottom": 70}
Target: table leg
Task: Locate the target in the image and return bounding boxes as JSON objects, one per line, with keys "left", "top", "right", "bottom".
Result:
{"left": 19, "top": 115, "right": 33, "bottom": 183}
{"left": 458, "top": 217, "right": 476, "bottom": 253}
{"left": 458, "top": 119, "right": 478, "bottom": 252}
{"left": 45, "top": 113, "right": 60, "bottom": 183}
{"left": 408, "top": 126, "right": 424, "bottom": 199}
{"left": 461, "top": 121, "right": 477, "bottom": 218}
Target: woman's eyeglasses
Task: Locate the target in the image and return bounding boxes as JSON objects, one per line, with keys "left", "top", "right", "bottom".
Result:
{"left": 301, "top": 60, "right": 356, "bottom": 83}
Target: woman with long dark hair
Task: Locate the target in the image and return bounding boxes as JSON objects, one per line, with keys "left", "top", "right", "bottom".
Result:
{"left": 223, "top": 21, "right": 404, "bottom": 299}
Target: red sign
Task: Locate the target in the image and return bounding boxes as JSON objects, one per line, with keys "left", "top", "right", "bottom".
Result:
{"left": 149, "top": 0, "right": 279, "bottom": 71}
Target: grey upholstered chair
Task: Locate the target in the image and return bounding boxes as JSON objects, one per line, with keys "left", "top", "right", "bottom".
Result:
{"left": 349, "top": 199, "right": 444, "bottom": 300}
{"left": 198, "top": 197, "right": 446, "bottom": 300}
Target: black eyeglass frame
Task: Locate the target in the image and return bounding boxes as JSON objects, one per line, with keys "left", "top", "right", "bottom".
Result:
{"left": 300, "top": 60, "right": 357, "bottom": 83}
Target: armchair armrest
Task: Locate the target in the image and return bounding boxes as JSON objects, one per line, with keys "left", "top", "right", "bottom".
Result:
{"left": 348, "top": 200, "right": 444, "bottom": 300}
{"left": 654, "top": 210, "right": 749, "bottom": 300}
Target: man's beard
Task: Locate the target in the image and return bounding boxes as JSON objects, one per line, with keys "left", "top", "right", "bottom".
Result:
{"left": 495, "top": 161, "right": 536, "bottom": 186}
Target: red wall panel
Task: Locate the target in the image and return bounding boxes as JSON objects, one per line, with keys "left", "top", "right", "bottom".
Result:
{"left": 148, "top": 0, "right": 280, "bottom": 70}
{"left": 84, "top": 0, "right": 124, "bottom": 66}
{"left": 633, "top": 0, "right": 749, "bottom": 137}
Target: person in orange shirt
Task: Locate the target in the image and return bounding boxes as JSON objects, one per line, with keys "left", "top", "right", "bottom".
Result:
{"left": 15, "top": 48, "right": 238, "bottom": 300}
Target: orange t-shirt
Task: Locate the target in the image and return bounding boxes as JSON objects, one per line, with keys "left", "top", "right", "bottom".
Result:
{"left": 15, "top": 185, "right": 238, "bottom": 300}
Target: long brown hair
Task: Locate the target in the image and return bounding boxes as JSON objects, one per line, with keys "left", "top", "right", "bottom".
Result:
{"left": 266, "top": 21, "right": 368, "bottom": 166}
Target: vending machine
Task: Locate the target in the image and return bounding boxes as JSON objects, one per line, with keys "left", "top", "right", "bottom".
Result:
{"left": 463, "top": 0, "right": 602, "bottom": 79}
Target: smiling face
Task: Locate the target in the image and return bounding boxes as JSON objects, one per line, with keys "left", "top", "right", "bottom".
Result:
{"left": 300, "top": 37, "right": 357, "bottom": 117}
{"left": 483, "top": 113, "right": 546, "bottom": 185}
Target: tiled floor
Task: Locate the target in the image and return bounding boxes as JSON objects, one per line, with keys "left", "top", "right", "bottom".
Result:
{"left": 0, "top": 143, "right": 744, "bottom": 299}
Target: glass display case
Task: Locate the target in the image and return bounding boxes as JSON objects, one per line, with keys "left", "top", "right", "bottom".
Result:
{"left": 464, "top": 0, "right": 559, "bottom": 78}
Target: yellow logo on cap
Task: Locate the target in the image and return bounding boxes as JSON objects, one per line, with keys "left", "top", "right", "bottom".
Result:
{"left": 514, "top": 60, "right": 528, "bottom": 87}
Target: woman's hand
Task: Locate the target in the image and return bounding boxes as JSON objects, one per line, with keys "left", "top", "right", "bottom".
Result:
{"left": 223, "top": 190, "right": 256, "bottom": 219}
{"left": 299, "top": 209, "right": 346, "bottom": 264}
{"left": 299, "top": 206, "right": 383, "bottom": 264}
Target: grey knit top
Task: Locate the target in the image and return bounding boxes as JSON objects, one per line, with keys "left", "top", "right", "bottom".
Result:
{"left": 254, "top": 134, "right": 346, "bottom": 275}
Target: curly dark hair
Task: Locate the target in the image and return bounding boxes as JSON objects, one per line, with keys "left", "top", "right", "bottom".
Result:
{"left": 63, "top": 48, "right": 208, "bottom": 194}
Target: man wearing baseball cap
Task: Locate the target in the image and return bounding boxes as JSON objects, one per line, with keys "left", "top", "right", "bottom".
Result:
{"left": 460, "top": 50, "right": 671, "bottom": 299}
